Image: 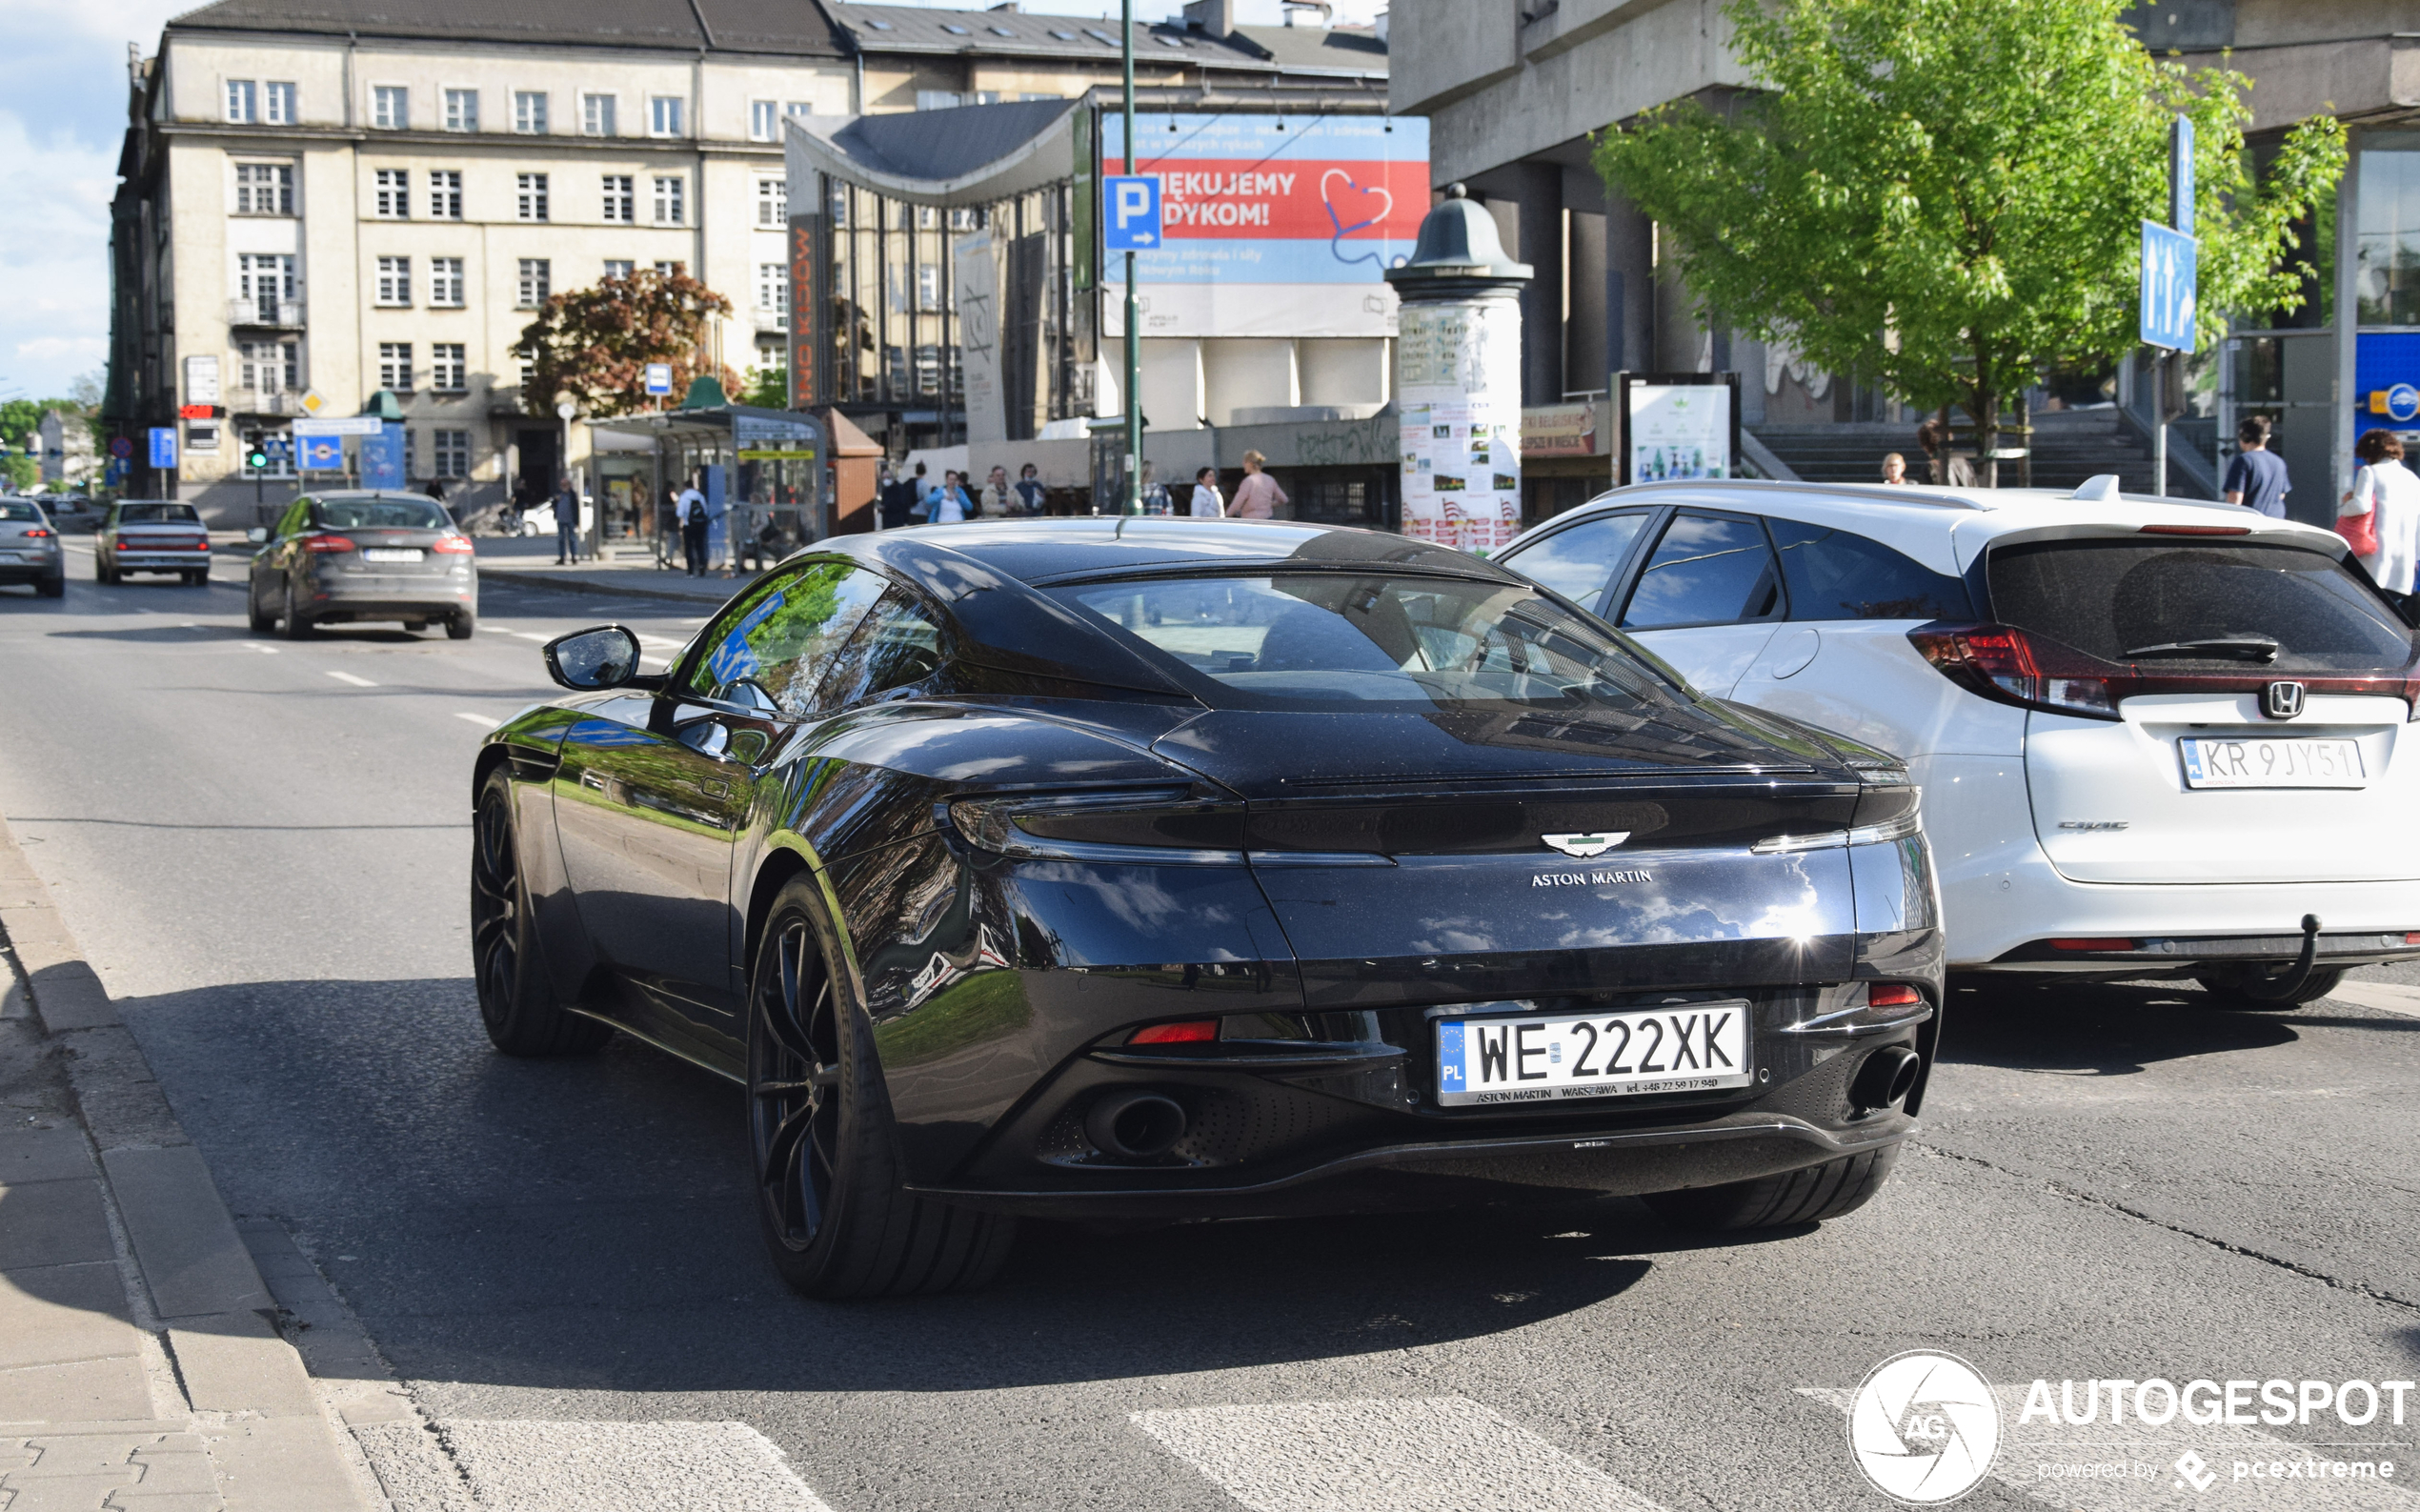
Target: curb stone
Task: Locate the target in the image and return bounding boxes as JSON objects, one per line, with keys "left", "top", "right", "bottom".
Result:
{"left": 0, "top": 815, "right": 387, "bottom": 1512}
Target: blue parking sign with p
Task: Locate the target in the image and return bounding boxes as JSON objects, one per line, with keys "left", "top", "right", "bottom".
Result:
{"left": 1103, "top": 174, "right": 1161, "bottom": 251}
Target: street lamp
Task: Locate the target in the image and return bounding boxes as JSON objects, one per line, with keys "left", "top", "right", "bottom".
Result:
{"left": 1121, "top": 0, "right": 1139, "bottom": 515}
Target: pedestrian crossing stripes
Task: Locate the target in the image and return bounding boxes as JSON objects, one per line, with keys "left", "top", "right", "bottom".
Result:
{"left": 353, "top": 1420, "right": 835, "bottom": 1512}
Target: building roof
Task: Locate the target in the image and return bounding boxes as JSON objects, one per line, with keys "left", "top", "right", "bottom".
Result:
{"left": 786, "top": 98, "right": 1080, "bottom": 207}
{"left": 163, "top": 0, "right": 847, "bottom": 55}
{"left": 827, "top": 2, "right": 1383, "bottom": 77}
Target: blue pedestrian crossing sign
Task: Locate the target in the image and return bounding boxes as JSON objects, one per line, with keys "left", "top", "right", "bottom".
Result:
{"left": 2140, "top": 220, "right": 2198, "bottom": 351}
{"left": 1103, "top": 175, "right": 1162, "bottom": 251}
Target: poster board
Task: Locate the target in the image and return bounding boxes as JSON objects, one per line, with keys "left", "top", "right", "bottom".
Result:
{"left": 1616, "top": 372, "right": 1740, "bottom": 486}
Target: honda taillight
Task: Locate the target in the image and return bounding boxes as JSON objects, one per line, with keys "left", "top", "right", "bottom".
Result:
{"left": 303, "top": 534, "right": 356, "bottom": 554}
{"left": 431, "top": 534, "right": 474, "bottom": 554}
{"left": 1906, "top": 621, "right": 2117, "bottom": 720}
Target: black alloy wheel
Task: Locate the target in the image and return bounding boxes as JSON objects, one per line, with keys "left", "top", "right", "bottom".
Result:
{"left": 746, "top": 877, "right": 1016, "bottom": 1299}
{"left": 472, "top": 770, "right": 611, "bottom": 1056}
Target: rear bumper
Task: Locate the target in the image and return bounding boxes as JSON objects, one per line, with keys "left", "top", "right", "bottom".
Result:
{"left": 108, "top": 554, "right": 207, "bottom": 570}
{"left": 302, "top": 574, "right": 475, "bottom": 620}
{"left": 1987, "top": 928, "right": 2420, "bottom": 975}
{"left": 0, "top": 558, "right": 63, "bottom": 582}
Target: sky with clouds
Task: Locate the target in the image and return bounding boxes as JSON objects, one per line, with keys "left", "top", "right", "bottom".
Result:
{"left": 0, "top": 0, "right": 1381, "bottom": 406}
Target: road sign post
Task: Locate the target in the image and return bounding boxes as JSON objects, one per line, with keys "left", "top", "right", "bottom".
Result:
{"left": 2140, "top": 115, "right": 2199, "bottom": 499}
{"left": 1116, "top": 0, "right": 1142, "bottom": 514}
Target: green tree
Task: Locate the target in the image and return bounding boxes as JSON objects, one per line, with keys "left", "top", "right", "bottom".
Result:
{"left": 511, "top": 267, "right": 740, "bottom": 418}
{"left": 1592, "top": 0, "right": 2346, "bottom": 475}
{"left": 0, "top": 397, "right": 91, "bottom": 492}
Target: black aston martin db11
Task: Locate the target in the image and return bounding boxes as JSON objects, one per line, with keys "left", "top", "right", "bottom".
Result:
{"left": 472, "top": 519, "right": 1942, "bottom": 1297}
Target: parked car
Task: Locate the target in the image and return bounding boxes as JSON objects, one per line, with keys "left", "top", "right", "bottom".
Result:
{"left": 474, "top": 518, "right": 1942, "bottom": 1297}
{"left": 1494, "top": 477, "right": 2420, "bottom": 1004}
{"left": 246, "top": 490, "right": 477, "bottom": 637}
{"left": 0, "top": 496, "right": 65, "bottom": 597}
{"left": 95, "top": 500, "right": 211, "bottom": 585}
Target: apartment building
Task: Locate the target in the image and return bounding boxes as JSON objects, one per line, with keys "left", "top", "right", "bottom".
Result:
{"left": 105, "top": 0, "right": 852, "bottom": 514}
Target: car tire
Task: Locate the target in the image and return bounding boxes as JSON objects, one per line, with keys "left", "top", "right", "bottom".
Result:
{"left": 1643, "top": 1143, "right": 1901, "bottom": 1232}
{"left": 280, "top": 581, "right": 312, "bottom": 638}
{"left": 2192, "top": 965, "right": 2344, "bottom": 1008}
{"left": 184, "top": 570, "right": 207, "bottom": 586}
{"left": 94, "top": 558, "right": 114, "bottom": 584}
{"left": 247, "top": 589, "right": 274, "bottom": 633}
{"left": 472, "top": 769, "right": 612, "bottom": 1057}
{"left": 35, "top": 575, "right": 64, "bottom": 599}
{"left": 445, "top": 610, "right": 475, "bottom": 640}
{"left": 747, "top": 877, "right": 1016, "bottom": 1299}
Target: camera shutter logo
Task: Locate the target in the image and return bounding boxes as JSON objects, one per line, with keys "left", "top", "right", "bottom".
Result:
{"left": 1847, "top": 1351, "right": 2000, "bottom": 1503}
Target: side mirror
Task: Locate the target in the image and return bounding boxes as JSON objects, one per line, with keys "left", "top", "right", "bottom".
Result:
{"left": 246, "top": 527, "right": 269, "bottom": 544}
{"left": 543, "top": 625, "right": 643, "bottom": 690}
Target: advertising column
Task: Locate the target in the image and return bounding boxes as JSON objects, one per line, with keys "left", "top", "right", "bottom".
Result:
{"left": 1383, "top": 186, "right": 1532, "bottom": 553}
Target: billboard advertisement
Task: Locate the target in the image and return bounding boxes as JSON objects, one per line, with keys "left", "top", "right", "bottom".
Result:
{"left": 1101, "top": 112, "right": 1428, "bottom": 339}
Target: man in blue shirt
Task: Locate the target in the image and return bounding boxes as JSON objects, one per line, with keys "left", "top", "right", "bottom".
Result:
{"left": 2224, "top": 415, "right": 2290, "bottom": 518}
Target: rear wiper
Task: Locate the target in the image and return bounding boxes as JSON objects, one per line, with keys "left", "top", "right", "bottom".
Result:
{"left": 2121, "top": 636, "right": 2282, "bottom": 663}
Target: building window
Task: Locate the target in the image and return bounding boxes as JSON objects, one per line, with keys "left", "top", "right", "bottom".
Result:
{"left": 517, "top": 172, "right": 549, "bottom": 221}
{"left": 428, "top": 170, "right": 462, "bottom": 220}
{"left": 234, "top": 163, "right": 294, "bottom": 216}
{"left": 2357, "top": 148, "right": 2420, "bottom": 327}
{"left": 750, "top": 100, "right": 776, "bottom": 141}
{"left": 757, "top": 263, "right": 788, "bottom": 318}
{"left": 830, "top": 184, "right": 848, "bottom": 227}
{"left": 237, "top": 339, "right": 299, "bottom": 393}
{"left": 225, "top": 80, "right": 256, "bottom": 123}
{"left": 517, "top": 258, "right": 551, "bottom": 307}
{"left": 648, "top": 95, "right": 684, "bottom": 136}
{"left": 514, "top": 91, "right": 547, "bottom": 133}
{"left": 915, "top": 91, "right": 959, "bottom": 112}
{"left": 601, "top": 174, "right": 634, "bottom": 224}
{"left": 756, "top": 177, "right": 786, "bottom": 226}
{"left": 432, "top": 343, "right": 467, "bottom": 393}
{"left": 652, "top": 175, "right": 685, "bottom": 226}
{"left": 915, "top": 205, "right": 938, "bottom": 229}
{"left": 654, "top": 260, "right": 682, "bottom": 277}
{"left": 378, "top": 342, "right": 413, "bottom": 393}
{"left": 443, "top": 88, "right": 478, "bottom": 132}
{"left": 265, "top": 82, "right": 296, "bottom": 124}
{"left": 372, "top": 85, "right": 407, "bottom": 130}
{"left": 786, "top": 102, "right": 814, "bottom": 123}
{"left": 375, "top": 255, "right": 412, "bottom": 306}
{"left": 917, "top": 262, "right": 939, "bottom": 312}
{"left": 581, "top": 92, "right": 616, "bottom": 136}
{"left": 430, "top": 257, "right": 464, "bottom": 306}
{"left": 948, "top": 207, "right": 977, "bottom": 231}
{"left": 603, "top": 258, "right": 635, "bottom": 279}
{"left": 373, "top": 168, "right": 410, "bottom": 218}
{"left": 236, "top": 253, "right": 296, "bottom": 320}
{"left": 433, "top": 428, "right": 471, "bottom": 478}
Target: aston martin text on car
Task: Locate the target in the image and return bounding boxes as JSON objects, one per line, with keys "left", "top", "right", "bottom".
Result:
{"left": 471, "top": 520, "right": 1943, "bottom": 1297}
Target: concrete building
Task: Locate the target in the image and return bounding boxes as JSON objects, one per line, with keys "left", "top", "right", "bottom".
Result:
{"left": 105, "top": 0, "right": 854, "bottom": 517}
{"left": 1386, "top": 0, "right": 2420, "bottom": 520}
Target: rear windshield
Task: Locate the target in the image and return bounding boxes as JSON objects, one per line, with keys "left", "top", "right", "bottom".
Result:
{"left": 1987, "top": 539, "right": 2415, "bottom": 672}
{"left": 0, "top": 501, "right": 37, "bottom": 522}
{"left": 1055, "top": 573, "right": 1695, "bottom": 715}
{"left": 115, "top": 503, "right": 199, "bottom": 524}
{"left": 314, "top": 497, "right": 452, "bottom": 531}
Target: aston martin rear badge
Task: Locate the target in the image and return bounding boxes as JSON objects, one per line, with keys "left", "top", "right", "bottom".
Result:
{"left": 1542, "top": 832, "right": 1628, "bottom": 858}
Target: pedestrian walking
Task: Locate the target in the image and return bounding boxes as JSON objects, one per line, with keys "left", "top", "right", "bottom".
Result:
{"left": 1228, "top": 451, "right": 1287, "bottom": 519}
{"left": 2342, "top": 429, "right": 2420, "bottom": 594}
{"left": 1141, "top": 463, "right": 1172, "bottom": 516}
{"left": 1915, "top": 417, "right": 1976, "bottom": 487}
{"left": 980, "top": 466, "right": 1014, "bottom": 518}
{"left": 551, "top": 474, "right": 581, "bottom": 565}
{"left": 929, "top": 471, "right": 971, "bottom": 524}
{"left": 1189, "top": 467, "right": 1224, "bottom": 518}
{"left": 878, "top": 464, "right": 919, "bottom": 530}
{"left": 1879, "top": 452, "right": 1911, "bottom": 485}
{"left": 2224, "top": 415, "right": 2291, "bottom": 518}
{"left": 1014, "top": 463, "right": 1048, "bottom": 515}
{"left": 675, "top": 476, "right": 709, "bottom": 576}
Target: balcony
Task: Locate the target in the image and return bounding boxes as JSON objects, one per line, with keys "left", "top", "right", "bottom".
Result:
{"left": 232, "top": 389, "right": 303, "bottom": 415}
{"left": 228, "top": 298, "right": 305, "bottom": 330}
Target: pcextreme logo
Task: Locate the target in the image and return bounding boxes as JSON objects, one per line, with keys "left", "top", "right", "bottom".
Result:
{"left": 1848, "top": 1351, "right": 2002, "bottom": 1504}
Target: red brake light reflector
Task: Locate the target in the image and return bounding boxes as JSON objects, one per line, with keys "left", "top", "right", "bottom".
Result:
{"left": 2048, "top": 937, "right": 2138, "bottom": 952}
{"left": 431, "top": 534, "right": 474, "bottom": 554}
{"left": 1867, "top": 984, "right": 1922, "bottom": 1007}
{"left": 21, "top": 528, "right": 50, "bottom": 539}
{"left": 1128, "top": 1019, "right": 1218, "bottom": 1045}
{"left": 303, "top": 534, "right": 356, "bottom": 553}
{"left": 2406, "top": 933, "right": 2420, "bottom": 946}
{"left": 2137, "top": 524, "right": 2251, "bottom": 536}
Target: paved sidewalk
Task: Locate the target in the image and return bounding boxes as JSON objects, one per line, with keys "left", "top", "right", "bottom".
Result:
{"left": 471, "top": 533, "right": 754, "bottom": 606}
{"left": 0, "top": 825, "right": 389, "bottom": 1512}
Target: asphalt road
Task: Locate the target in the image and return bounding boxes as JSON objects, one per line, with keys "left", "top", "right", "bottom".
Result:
{"left": 2, "top": 542, "right": 2417, "bottom": 1512}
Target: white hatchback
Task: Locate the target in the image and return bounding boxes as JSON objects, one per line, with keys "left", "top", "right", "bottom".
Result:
{"left": 1495, "top": 477, "right": 2420, "bottom": 1002}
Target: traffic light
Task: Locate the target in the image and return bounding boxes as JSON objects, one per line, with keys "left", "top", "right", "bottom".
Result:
{"left": 247, "top": 441, "right": 270, "bottom": 472}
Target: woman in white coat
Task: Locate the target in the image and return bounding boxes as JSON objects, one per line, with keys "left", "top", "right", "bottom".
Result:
{"left": 2342, "top": 429, "right": 2420, "bottom": 594}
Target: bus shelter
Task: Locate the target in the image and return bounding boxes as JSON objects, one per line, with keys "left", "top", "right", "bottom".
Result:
{"left": 591, "top": 405, "right": 830, "bottom": 570}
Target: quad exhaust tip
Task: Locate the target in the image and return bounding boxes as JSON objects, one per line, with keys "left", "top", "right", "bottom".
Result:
{"left": 1850, "top": 1045, "right": 1922, "bottom": 1114}
{"left": 1086, "top": 1091, "right": 1188, "bottom": 1159}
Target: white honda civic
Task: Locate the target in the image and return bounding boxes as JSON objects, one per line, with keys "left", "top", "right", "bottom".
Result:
{"left": 1495, "top": 476, "right": 2420, "bottom": 1003}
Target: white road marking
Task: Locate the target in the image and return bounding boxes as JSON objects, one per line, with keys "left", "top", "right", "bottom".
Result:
{"left": 325, "top": 670, "right": 376, "bottom": 687}
{"left": 511, "top": 630, "right": 554, "bottom": 641}
{"left": 352, "top": 1420, "right": 836, "bottom": 1512}
{"left": 454, "top": 712, "right": 498, "bottom": 727}
{"left": 2327, "top": 979, "right": 2420, "bottom": 1018}
{"left": 240, "top": 642, "right": 280, "bottom": 655}
{"left": 1133, "top": 1397, "right": 1673, "bottom": 1512}
{"left": 1799, "top": 1386, "right": 2415, "bottom": 1509}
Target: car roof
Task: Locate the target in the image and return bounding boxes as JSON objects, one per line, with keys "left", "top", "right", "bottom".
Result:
{"left": 1518, "top": 478, "right": 2343, "bottom": 578}
{"left": 873, "top": 516, "right": 1518, "bottom": 586}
